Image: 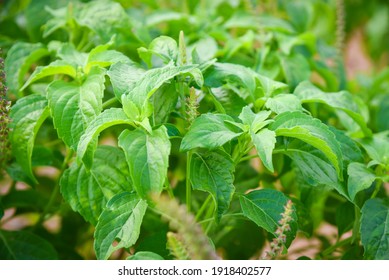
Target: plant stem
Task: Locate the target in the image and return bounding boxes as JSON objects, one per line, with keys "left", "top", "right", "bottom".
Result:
{"left": 102, "top": 97, "right": 119, "bottom": 109}
{"left": 186, "top": 150, "right": 193, "bottom": 212}
{"left": 195, "top": 195, "right": 212, "bottom": 221}
{"left": 351, "top": 206, "right": 361, "bottom": 244}
{"left": 321, "top": 236, "right": 352, "bottom": 257}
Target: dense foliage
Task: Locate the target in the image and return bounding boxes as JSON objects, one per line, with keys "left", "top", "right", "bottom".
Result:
{"left": 0, "top": 0, "right": 388, "bottom": 260}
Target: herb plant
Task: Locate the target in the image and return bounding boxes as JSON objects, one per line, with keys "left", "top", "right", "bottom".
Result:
{"left": 0, "top": 0, "right": 388, "bottom": 260}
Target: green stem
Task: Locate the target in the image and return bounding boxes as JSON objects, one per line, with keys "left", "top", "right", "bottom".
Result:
{"left": 321, "top": 236, "right": 352, "bottom": 257}
{"left": 102, "top": 97, "right": 119, "bottom": 109}
{"left": 239, "top": 154, "right": 258, "bottom": 163}
{"left": 186, "top": 151, "right": 193, "bottom": 212}
{"left": 164, "top": 178, "right": 174, "bottom": 199}
{"left": 195, "top": 195, "right": 212, "bottom": 221}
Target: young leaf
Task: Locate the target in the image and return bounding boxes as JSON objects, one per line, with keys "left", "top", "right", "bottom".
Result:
{"left": 360, "top": 198, "right": 389, "bottom": 260}
{"left": 138, "top": 36, "right": 178, "bottom": 67}
{"left": 190, "top": 150, "right": 235, "bottom": 222}
{"left": 4, "top": 42, "right": 49, "bottom": 96}
{"left": 61, "top": 146, "right": 132, "bottom": 225}
{"left": 251, "top": 129, "right": 276, "bottom": 172}
{"left": 77, "top": 108, "right": 134, "bottom": 168}
{"left": 180, "top": 114, "right": 243, "bottom": 152}
{"left": 94, "top": 192, "right": 147, "bottom": 260}
{"left": 294, "top": 81, "right": 372, "bottom": 137}
{"left": 264, "top": 93, "right": 302, "bottom": 114}
{"left": 118, "top": 126, "right": 171, "bottom": 198}
{"left": 347, "top": 163, "right": 378, "bottom": 201}
{"left": 239, "top": 189, "right": 298, "bottom": 247}
{"left": 109, "top": 62, "right": 202, "bottom": 108}
{"left": 357, "top": 132, "right": 389, "bottom": 167}
{"left": 270, "top": 111, "right": 343, "bottom": 180}
{"left": 47, "top": 67, "right": 106, "bottom": 150}
{"left": 0, "top": 230, "right": 58, "bottom": 260}
{"left": 21, "top": 60, "right": 77, "bottom": 91}
{"left": 9, "top": 94, "right": 50, "bottom": 184}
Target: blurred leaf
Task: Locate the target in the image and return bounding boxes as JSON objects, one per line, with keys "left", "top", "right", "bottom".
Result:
{"left": 127, "top": 251, "right": 164, "bottom": 260}
{"left": 0, "top": 230, "right": 58, "bottom": 260}
{"left": 347, "top": 163, "right": 378, "bottom": 201}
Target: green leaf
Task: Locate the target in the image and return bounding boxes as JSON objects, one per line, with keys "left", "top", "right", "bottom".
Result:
{"left": 61, "top": 146, "right": 132, "bottom": 225}
{"left": 94, "top": 192, "right": 147, "bottom": 260}
{"left": 138, "top": 36, "right": 178, "bottom": 67}
{"left": 0, "top": 230, "right": 58, "bottom": 260}
{"left": 336, "top": 202, "right": 355, "bottom": 237}
{"left": 127, "top": 251, "right": 164, "bottom": 260}
{"left": 270, "top": 111, "right": 343, "bottom": 180}
{"left": 85, "top": 43, "right": 133, "bottom": 74}
{"left": 180, "top": 114, "right": 242, "bottom": 152}
{"left": 108, "top": 62, "right": 202, "bottom": 108}
{"left": 118, "top": 126, "right": 171, "bottom": 198}
{"left": 239, "top": 189, "right": 298, "bottom": 247}
{"left": 281, "top": 142, "right": 347, "bottom": 198}
{"left": 190, "top": 150, "right": 235, "bottom": 222}
{"left": 347, "top": 163, "right": 378, "bottom": 201}
{"left": 21, "top": 60, "right": 77, "bottom": 91}
{"left": 150, "top": 83, "right": 178, "bottom": 125}
{"left": 47, "top": 67, "right": 106, "bottom": 150}
{"left": 204, "top": 63, "right": 256, "bottom": 100}
{"left": 360, "top": 198, "right": 389, "bottom": 260}
{"left": 77, "top": 108, "right": 134, "bottom": 168}
{"left": 294, "top": 81, "right": 372, "bottom": 137}
{"left": 9, "top": 94, "right": 50, "bottom": 184}
{"left": 265, "top": 94, "right": 302, "bottom": 114}
{"left": 251, "top": 129, "right": 276, "bottom": 172}
{"left": 357, "top": 132, "right": 389, "bottom": 166}
{"left": 329, "top": 127, "right": 364, "bottom": 165}
{"left": 280, "top": 53, "right": 311, "bottom": 90}
{"left": 4, "top": 42, "right": 49, "bottom": 96}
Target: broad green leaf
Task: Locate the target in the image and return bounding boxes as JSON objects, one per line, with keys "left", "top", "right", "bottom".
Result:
{"left": 265, "top": 93, "right": 302, "bottom": 114}
{"left": 360, "top": 198, "right": 389, "bottom": 260}
{"left": 347, "top": 163, "right": 378, "bottom": 201}
{"left": 211, "top": 87, "right": 247, "bottom": 117}
{"left": 280, "top": 142, "right": 348, "bottom": 198}
{"left": 150, "top": 83, "right": 178, "bottom": 125}
{"left": 61, "top": 146, "right": 132, "bottom": 225}
{"left": 204, "top": 62, "right": 256, "bottom": 100}
{"left": 239, "top": 189, "right": 298, "bottom": 247}
{"left": 55, "top": 43, "right": 88, "bottom": 68}
{"left": 21, "top": 60, "right": 77, "bottom": 91}
{"left": 270, "top": 111, "right": 343, "bottom": 179}
{"left": 118, "top": 126, "right": 171, "bottom": 197}
{"left": 9, "top": 94, "right": 50, "bottom": 184}
{"left": 255, "top": 73, "right": 289, "bottom": 98}
{"left": 77, "top": 108, "right": 134, "bottom": 168}
{"left": 294, "top": 81, "right": 372, "bottom": 137}
{"left": 4, "top": 42, "right": 49, "bottom": 96}
{"left": 94, "top": 192, "right": 147, "bottom": 260}
{"left": 280, "top": 53, "right": 310, "bottom": 90}
{"left": 251, "top": 129, "right": 276, "bottom": 172}
{"left": 85, "top": 42, "right": 133, "bottom": 73}
{"left": 75, "top": 0, "right": 133, "bottom": 42}
{"left": 138, "top": 36, "right": 178, "bottom": 67}
{"left": 190, "top": 150, "right": 235, "bottom": 222}
{"left": 127, "top": 251, "right": 164, "bottom": 260}
{"left": 108, "top": 62, "right": 202, "bottom": 108}
{"left": 329, "top": 127, "right": 364, "bottom": 165}
{"left": 0, "top": 230, "right": 58, "bottom": 260}
{"left": 47, "top": 67, "right": 106, "bottom": 150}
{"left": 180, "top": 114, "right": 242, "bottom": 152}
{"left": 357, "top": 132, "right": 389, "bottom": 166}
